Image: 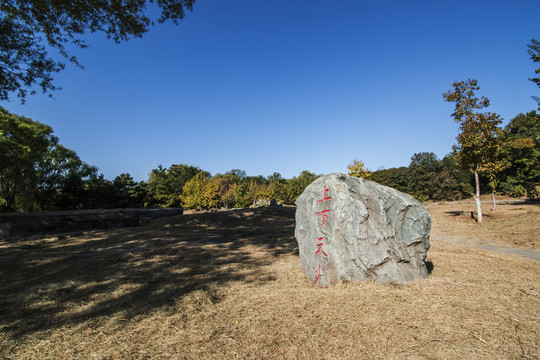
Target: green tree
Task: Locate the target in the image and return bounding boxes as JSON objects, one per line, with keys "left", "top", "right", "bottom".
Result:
{"left": 82, "top": 174, "right": 116, "bottom": 209}
{"left": 33, "top": 144, "right": 97, "bottom": 210}
{"left": 347, "top": 159, "right": 372, "bottom": 179}
{"left": 371, "top": 167, "right": 410, "bottom": 194}
{"left": 370, "top": 151, "right": 473, "bottom": 202}
{"left": 499, "top": 111, "right": 540, "bottom": 198}
{"left": 0, "top": 107, "right": 55, "bottom": 211}
{"left": 54, "top": 163, "right": 97, "bottom": 210}
{"left": 230, "top": 181, "right": 250, "bottom": 208}
{"left": 227, "top": 169, "right": 247, "bottom": 181}
{"left": 527, "top": 39, "right": 540, "bottom": 110}
{"left": 436, "top": 150, "right": 474, "bottom": 201}
{"left": 409, "top": 152, "right": 439, "bottom": 169}
{"left": 113, "top": 173, "right": 146, "bottom": 208}
{"left": 242, "top": 175, "right": 268, "bottom": 185}
{"left": 145, "top": 165, "right": 168, "bottom": 206}
{"left": 443, "top": 79, "right": 503, "bottom": 222}
{"left": 285, "top": 170, "right": 319, "bottom": 204}
{"left": 407, "top": 152, "right": 441, "bottom": 201}
{"left": 0, "top": 0, "right": 195, "bottom": 102}
{"left": 426, "top": 168, "right": 467, "bottom": 201}
{"left": 267, "top": 172, "right": 284, "bottom": 183}
{"left": 267, "top": 172, "right": 287, "bottom": 204}
{"left": 146, "top": 164, "right": 204, "bottom": 207}
{"left": 222, "top": 180, "right": 273, "bottom": 208}
{"left": 0, "top": 107, "right": 100, "bottom": 211}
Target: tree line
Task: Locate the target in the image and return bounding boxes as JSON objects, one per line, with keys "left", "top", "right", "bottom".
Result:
{"left": 2, "top": 1, "right": 538, "bottom": 215}
{"left": 365, "top": 109, "right": 539, "bottom": 208}
{"left": 1, "top": 105, "right": 538, "bottom": 213}
{"left": 369, "top": 108, "right": 539, "bottom": 203}
{"left": 2, "top": 39, "right": 539, "bottom": 213}
{"left": 0, "top": 106, "right": 321, "bottom": 212}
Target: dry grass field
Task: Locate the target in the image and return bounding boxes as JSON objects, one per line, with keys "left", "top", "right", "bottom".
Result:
{"left": 1, "top": 199, "right": 539, "bottom": 359}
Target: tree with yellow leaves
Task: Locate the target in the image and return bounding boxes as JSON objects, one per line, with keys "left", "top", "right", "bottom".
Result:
{"left": 443, "top": 79, "right": 503, "bottom": 222}
{"left": 347, "top": 159, "right": 372, "bottom": 179}
{"left": 181, "top": 172, "right": 220, "bottom": 210}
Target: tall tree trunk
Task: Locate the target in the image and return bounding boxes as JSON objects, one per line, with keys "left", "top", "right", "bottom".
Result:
{"left": 474, "top": 164, "right": 483, "bottom": 223}
{"left": 492, "top": 188, "right": 496, "bottom": 211}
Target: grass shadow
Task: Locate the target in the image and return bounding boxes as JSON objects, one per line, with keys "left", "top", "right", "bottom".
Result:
{"left": 522, "top": 198, "right": 540, "bottom": 206}
{"left": 0, "top": 207, "right": 298, "bottom": 339}
{"left": 445, "top": 210, "right": 475, "bottom": 218}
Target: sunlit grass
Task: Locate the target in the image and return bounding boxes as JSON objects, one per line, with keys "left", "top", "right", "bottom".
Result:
{"left": 1, "top": 205, "right": 539, "bottom": 359}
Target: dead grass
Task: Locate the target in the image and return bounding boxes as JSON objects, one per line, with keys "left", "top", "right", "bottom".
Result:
{"left": 1, "top": 204, "right": 539, "bottom": 359}
{"left": 428, "top": 196, "right": 540, "bottom": 250}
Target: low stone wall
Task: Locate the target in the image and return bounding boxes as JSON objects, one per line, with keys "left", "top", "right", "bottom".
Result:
{"left": 0, "top": 208, "right": 183, "bottom": 237}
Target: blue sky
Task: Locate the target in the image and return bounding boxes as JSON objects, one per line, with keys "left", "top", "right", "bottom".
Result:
{"left": 2, "top": 0, "right": 539, "bottom": 181}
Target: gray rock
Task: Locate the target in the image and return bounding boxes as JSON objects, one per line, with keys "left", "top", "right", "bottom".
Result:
{"left": 294, "top": 173, "right": 431, "bottom": 287}
{"left": 249, "top": 199, "right": 268, "bottom": 208}
{"left": 0, "top": 223, "right": 11, "bottom": 237}
{"left": 139, "top": 216, "right": 153, "bottom": 225}
{"left": 250, "top": 199, "right": 282, "bottom": 208}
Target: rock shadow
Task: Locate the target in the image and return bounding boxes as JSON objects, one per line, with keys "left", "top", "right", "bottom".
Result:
{"left": 425, "top": 260, "right": 434, "bottom": 274}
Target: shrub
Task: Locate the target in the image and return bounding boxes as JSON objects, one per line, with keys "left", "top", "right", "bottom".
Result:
{"left": 347, "top": 159, "right": 372, "bottom": 179}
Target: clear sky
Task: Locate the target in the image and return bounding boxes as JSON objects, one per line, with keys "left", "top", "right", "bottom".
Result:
{"left": 2, "top": 0, "right": 539, "bottom": 182}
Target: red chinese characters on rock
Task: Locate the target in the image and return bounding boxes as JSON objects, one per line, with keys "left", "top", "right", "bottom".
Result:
{"left": 316, "top": 185, "right": 332, "bottom": 203}
{"left": 315, "top": 186, "right": 332, "bottom": 228}
{"left": 314, "top": 185, "right": 331, "bottom": 288}
{"left": 315, "top": 237, "right": 328, "bottom": 258}
{"left": 314, "top": 209, "right": 330, "bottom": 228}
{"left": 313, "top": 265, "right": 325, "bottom": 287}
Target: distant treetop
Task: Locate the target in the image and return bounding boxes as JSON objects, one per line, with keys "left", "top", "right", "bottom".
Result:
{"left": 528, "top": 38, "right": 540, "bottom": 109}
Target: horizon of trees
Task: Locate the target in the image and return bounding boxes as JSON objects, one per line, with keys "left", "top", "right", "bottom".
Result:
{"left": 1, "top": 106, "right": 538, "bottom": 213}
{"left": 370, "top": 110, "right": 539, "bottom": 204}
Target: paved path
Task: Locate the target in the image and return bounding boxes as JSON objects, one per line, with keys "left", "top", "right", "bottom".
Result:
{"left": 475, "top": 243, "right": 540, "bottom": 261}
{"left": 433, "top": 235, "right": 540, "bottom": 262}
{"left": 432, "top": 199, "right": 529, "bottom": 205}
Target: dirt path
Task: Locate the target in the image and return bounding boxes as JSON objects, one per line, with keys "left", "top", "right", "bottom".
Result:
{"left": 427, "top": 197, "right": 540, "bottom": 261}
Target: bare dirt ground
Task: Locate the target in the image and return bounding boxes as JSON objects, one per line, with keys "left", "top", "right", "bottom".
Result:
{"left": 1, "top": 200, "right": 539, "bottom": 359}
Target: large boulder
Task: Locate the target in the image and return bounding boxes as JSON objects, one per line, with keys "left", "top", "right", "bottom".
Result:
{"left": 295, "top": 173, "right": 431, "bottom": 287}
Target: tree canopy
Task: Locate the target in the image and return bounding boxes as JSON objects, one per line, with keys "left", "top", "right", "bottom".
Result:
{"left": 0, "top": 107, "right": 97, "bottom": 211}
{"left": 146, "top": 163, "right": 204, "bottom": 208}
{"left": 443, "top": 79, "right": 503, "bottom": 222}
{"left": 499, "top": 111, "right": 540, "bottom": 198}
{"left": 1, "top": 105, "right": 537, "bottom": 213}
{"left": 528, "top": 38, "right": 540, "bottom": 109}
{"left": 0, "top": 0, "right": 195, "bottom": 102}
{"left": 1, "top": 107, "right": 54, "bottom": 210}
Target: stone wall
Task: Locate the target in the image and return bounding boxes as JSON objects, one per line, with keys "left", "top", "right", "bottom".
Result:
{"left": 0, "top": 208, "right": 183, "bottom": 237}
